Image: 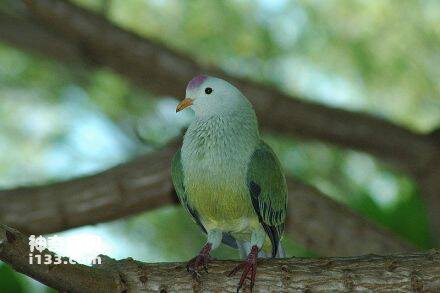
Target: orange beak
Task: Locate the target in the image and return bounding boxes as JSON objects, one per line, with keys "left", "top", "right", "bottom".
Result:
{"left": 176, "top": 98, "right": 193, "bottom": 112}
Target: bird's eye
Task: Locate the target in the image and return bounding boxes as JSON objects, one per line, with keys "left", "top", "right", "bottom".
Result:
{"left": 205, "top": 87, "right": 213, "bottom": 94}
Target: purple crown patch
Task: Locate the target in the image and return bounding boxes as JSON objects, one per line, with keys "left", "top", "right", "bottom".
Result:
{"left": 187, "top": 75, "right": 207, "bottom": 90}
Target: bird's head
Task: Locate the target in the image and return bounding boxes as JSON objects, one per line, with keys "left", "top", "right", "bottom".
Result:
{"left": 176, "top": 75, "right": 248, "bottom": 117}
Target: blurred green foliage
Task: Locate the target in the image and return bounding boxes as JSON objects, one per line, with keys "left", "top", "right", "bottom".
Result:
{"left": 0, "top": 0, "right": 438, "bottom": 291}
{"left": 0, "top": 263, "right": 23, "bottom": 293}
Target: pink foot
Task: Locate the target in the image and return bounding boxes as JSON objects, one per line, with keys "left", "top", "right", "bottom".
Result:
{"left": 228, "top": 245, "right": 258, "bottom": 292}
{"left": 187, "top": 243, "right": 212, "bottom": 277}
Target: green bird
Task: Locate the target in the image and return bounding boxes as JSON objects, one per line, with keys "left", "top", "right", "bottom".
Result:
{"left": 172, "top": 75, "right": 288, "bottom": 291}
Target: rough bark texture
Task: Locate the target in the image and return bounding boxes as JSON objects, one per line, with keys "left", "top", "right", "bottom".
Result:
{"left": 97, "top": 253, "right": 440, "bottom": 292}
{"left": 0, "top": 145, "right": 413, "bottom": 256}
{"left": 0, "top": 224, "right": 438, "bottom": 292}
{"left": 0, "top": 224, "right": 122, "bottom": 292}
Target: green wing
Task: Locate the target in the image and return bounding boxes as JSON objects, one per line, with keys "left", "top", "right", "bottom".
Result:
{"left": 171, "top": 149, "right": 206, "bottom": 233}
{"left": 171, "top": 149, "right": 237, "bottom": 248}
{"left": 246, "top": 141, "right": 288, "bottom": 257}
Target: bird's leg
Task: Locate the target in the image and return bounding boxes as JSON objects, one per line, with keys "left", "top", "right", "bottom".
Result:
{"left": 228, "top": 245, "right": 259, "bottom": 292}
{"left": 186, "top": 242, "right": 212, "bottom": 276}
{"left": 229, "top": 229, "right": 265, "bottom": 292}
{"left": 186, "top": 229, "right": 221, "bottom": 277}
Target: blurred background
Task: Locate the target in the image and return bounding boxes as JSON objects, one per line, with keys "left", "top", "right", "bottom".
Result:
{"left": 0, "top": 0, "right": 439, "bottom": 291}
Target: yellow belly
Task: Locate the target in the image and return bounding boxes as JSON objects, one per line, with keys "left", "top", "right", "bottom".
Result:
{"left": 186, "top": 178, "right": 274, "bottom": 255}
{"left": 186, "top": 178, "right": 255, "bottom": 232}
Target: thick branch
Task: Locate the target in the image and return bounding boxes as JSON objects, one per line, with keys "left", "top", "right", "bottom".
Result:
{"left": 0, "top": 224, "right": 121, "bottom": 292}
{"left": 0, "top": 224, "right": 438, "bottom": 292}
{"left": 0, "top": 146, "right": 413, "bottom": 256}
{"left": 0, "top": 145, "right": 176, "bottom": 236}
{"left": 285, "top": 180, "right": 413, "bottom": 256}
{"left": 2, "top": 0, "right": 436, "bottom": 178}
{"left": 0, "top": 12, "right": 82, "bottom": 64}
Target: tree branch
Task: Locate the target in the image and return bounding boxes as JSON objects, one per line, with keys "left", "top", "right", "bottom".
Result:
{"left": 0, "top": 145, "right": 413, "bottom": 256}
{"left": 285, "top": 180, "right": 413, "bottom": 256}
{"left": 0, "top": 145, "right": 176, "bottom": 236}
{"left": 0, "top": 11, "right": 82, "bottom": 64}
{"left": 0, "top": 224, "right": 121, "bottom": 292}
{"left": 0, "top": 224, "right": 438, "bottom": 292}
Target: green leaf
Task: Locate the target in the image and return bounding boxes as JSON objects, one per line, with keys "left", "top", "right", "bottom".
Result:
{"left": 0, "top": 263, "right": 24, "bottom": 293}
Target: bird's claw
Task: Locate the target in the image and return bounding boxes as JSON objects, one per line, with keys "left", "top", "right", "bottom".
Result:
{"left": 186, "top": 253, "right": 211, "bottom": 274}
{"left": 186, "top": 243, "right": 213, "bottom": 277}
{"left": 228, "top": 245, "right": 258, "bottom": 292}
{"left": 228, "top": 261, "right": 256, "bottom": 292}
{"left": 189, "top": 269, "right": 202, "bottom": 281}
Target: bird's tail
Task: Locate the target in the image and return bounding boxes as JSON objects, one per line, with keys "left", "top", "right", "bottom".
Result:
{"left": 236, "top": 241, "right": 286, "bottom": 259}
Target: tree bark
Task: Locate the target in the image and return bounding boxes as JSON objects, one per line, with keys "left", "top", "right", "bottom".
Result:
{"left": 285, "top": 180, "right": 413, "bottom": 256}
{"left": 0, "top": 12, "right": 83, "bottom": 64}
{"left": 0, "top": 224, "right": 121, "bottom": 292}
{"left": 0, "top": 224, "right": 438, "bottom": 292}
{"left": 0, "top": 145, "right": 413, "bottom": 256}
{"left": 0, "top": 145, "right": 177, "bottom": 236}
